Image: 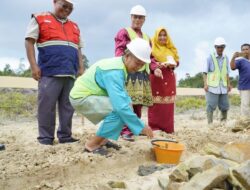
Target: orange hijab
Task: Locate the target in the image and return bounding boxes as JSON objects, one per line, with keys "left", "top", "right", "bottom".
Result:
{"left": 151, "top": 27, "right": 179, "bottom": 63}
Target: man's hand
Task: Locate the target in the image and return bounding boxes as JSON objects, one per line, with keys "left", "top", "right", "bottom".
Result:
{"left": 233, "top": 52, "right": 240, "bottom": 59}
{"left": 154, "top": 68, "right": 163, "bottom": 79}
{"left": 31, "top": 65, "right": 41, "bottom": 81}
{"left": 77, "top": 67, "right": 84, "bottom": 77}
{"left": 141, "top": 125, "right": 154, "bottom": 139}
{"left": 204, "top": 84, "right": 208, "bottom": 92}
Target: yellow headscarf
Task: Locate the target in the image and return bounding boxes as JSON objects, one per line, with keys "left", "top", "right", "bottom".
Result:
{"left": 151, "top": 27, "right": 179, "bottom": 63}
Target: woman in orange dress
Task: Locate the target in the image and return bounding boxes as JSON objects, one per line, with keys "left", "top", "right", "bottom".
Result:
{"left": 148, "top": 27, "right": 180, "bottom": 133}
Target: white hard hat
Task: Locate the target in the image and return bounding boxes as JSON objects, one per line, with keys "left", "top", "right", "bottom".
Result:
{"left": 126, "top": 38, "right": 151, "bottom": 63}
{"left": 130, "top": 5, "right": 146, "bottom": 16}
{"left": 166, "top": 56, "right": 177, "bottom": 65}
{"left": 214, "top": 37, "right": 226, "bottom": 46}
{"left": 65, "top": 0, "right": 74, "bottom": 5}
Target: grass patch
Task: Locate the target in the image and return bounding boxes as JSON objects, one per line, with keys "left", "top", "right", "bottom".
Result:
{"left": 0, "top": 90, "right": 241, "bottom": 119}
{"left": 176, "top": 94, "right": 240, "bottom": 113}
{"left": 0, "top": 91, "right": 37, "bottom": 119}
{"left": 229, "top": 94, "right": 240, "bottom": 106}
{"left": 176, "top": 96, "right": 206, "bottom": 112}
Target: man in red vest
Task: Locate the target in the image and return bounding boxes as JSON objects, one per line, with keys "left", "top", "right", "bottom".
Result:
{"left": 25, "top": 0, "right": 84, "bottom": 145}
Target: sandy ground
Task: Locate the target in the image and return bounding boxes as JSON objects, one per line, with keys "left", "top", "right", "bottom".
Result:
{"left": 0, "top": 76, "right": 239, "bottom": 95}
{"left": 0, "top": 105, "right": 249, "bottom": 190}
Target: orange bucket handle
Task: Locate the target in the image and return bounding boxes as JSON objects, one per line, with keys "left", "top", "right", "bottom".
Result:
{"left": 151, "top": 139, "right": 178, "bottom": 147}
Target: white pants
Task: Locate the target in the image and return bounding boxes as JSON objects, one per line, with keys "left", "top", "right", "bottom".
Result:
{"left": 240, "top": 90, "right": 250, "bottom": 118}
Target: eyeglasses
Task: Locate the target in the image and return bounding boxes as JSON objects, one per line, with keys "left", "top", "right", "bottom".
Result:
{"left": 131, "top": 15, "right": 145, "bottom": 20}
{"left": 58, "top": 1, "right": 73, "bottom": 11}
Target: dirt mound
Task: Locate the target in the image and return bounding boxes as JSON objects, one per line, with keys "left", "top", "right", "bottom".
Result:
{"left": 0, "top": 107, "right": 249, "bottom": 190}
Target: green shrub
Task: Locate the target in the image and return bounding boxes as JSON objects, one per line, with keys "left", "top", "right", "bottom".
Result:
{"left": 0, "top": 91, "right": 37, "bottom": 118}
{"left": 175, "top": 95, "right": 240, "bottom": 112}
{"left": 229, "top": 94, "right": 240, "bottom": 106}
{"left": 176, "top": 96, "right": 206, "bottom": 112}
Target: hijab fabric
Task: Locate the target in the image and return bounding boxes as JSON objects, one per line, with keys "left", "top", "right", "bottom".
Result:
{"left": 151, "top": 27, "right": 179, "bottom": 63}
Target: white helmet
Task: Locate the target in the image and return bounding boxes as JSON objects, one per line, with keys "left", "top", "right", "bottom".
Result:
{"left": 65, "top": 0, "right": 74, "bottom": 5}
{"left": 214, "top": 37, "right": 226, "bottom": 46}
{"left": 126, "top": 38, "right": 151, "bottom": 63}
{"left": 130, "top": 5, "right": 146, "bottom": 16}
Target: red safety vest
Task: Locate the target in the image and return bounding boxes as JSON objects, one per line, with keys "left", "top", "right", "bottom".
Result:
{"left": 33, "top": 12, "right": 80, "bottom": 76}
{"left": 34, "top": 12, "right": 80, "bottom": 45}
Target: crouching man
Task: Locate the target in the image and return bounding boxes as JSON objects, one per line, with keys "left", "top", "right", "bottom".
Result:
{"left": 69, "top": 38, "right": 154, "bottom": 155}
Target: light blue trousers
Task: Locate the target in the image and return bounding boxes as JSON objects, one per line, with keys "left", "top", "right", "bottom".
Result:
{"left": 206, "top": 91, "right": 229, "bottom": 113}
{"left": 70, "top": 96, "right": 124, "bottom": 140}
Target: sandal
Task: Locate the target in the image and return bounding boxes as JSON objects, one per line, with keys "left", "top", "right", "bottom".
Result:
{"left": 121, "top": 134, "right": 135, "bottom": 142}
{"left": 84, "top": 147, "right": 108, "bottom": 156}
{"left": 104, "top": 141, "right": 121, "bottom": 150}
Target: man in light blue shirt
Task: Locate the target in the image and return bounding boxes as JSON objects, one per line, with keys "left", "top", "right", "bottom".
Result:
{"left": 203, "top": 37, "right": 231, "bottom": 124}
{"left": 70, "top": 39, "right": 154, "bottom": 155}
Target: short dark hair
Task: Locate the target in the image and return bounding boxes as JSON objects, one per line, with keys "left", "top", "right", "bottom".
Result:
{"left": 241, "top": 43, "right": 250, "bottom": 50}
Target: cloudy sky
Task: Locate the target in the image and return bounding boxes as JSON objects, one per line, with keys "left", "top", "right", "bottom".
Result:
{"left": 1, "top": 0, "right": 249, "bottom": 80}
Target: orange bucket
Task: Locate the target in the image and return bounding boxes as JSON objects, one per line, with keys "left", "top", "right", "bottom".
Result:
{"left": 151, "top": 139, "right": 184, "bottom": 164}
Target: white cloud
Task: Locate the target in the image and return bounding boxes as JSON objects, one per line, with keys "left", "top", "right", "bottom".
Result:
{"left": 194, "top": 41, "right": 210, "bottom": 74}
{"left": 0, "top": 57, "right": 29, "bottom": 71}
{"left": 1, "top": 0, "right": 249, "bottom": 79}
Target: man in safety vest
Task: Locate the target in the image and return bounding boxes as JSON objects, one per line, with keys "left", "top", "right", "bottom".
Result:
{"left": 203, "top": 37, "right": 231, "bottom": 124}
{"left": 25, "top": 0, "right": 84, "bottom": 145}
{"left": 70, "top": 38, "right": 154, "bottom": 156}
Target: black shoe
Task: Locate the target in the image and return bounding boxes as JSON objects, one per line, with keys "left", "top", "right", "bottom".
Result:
{"left": 38, "top": 139, "right": 53, "bottom": 145}
{"left": 59, "top": 137, "right": 79, "bottom": 144}
{"left": 0, "top": 144, "right": 5, "bottom": 151}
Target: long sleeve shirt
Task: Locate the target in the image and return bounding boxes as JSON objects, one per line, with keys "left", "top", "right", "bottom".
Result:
{"left": 95, "top": 68, "right": 145, "bottom": 135}
{"left": 114, "top": 28, "right": 157, "bottom": 66}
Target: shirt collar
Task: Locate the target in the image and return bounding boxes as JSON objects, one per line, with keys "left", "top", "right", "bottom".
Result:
{"left": 214, "top": 52, "right": 224, "bottom": 58}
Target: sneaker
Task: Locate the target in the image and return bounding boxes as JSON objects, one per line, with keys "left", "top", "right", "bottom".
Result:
{"left": 121, "top": 134, "right": 135, "bottom": 142}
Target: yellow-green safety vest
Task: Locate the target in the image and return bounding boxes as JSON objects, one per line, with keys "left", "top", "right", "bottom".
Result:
{"left": 70, "top": 57, "right": 127, "bottom": 99}
{"left": 125, "top": 27, "right": 150, "bottom": 73}
{"left": 207, "top": 53, "right": 228, "bottom": 87}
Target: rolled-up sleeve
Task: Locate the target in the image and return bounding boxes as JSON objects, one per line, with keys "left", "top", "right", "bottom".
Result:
{"left": 25, "top": 17, "right": 39, "bottom": 40}
{"left": 114, "top": 29, "right": 130, "bottom": 56}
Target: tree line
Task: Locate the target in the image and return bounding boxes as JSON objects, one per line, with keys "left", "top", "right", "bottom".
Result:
{"left": 0, "top": 55, "right": 89, "bottom": 78}
{"left": 178, "top": 72, "right": 238, "bottom": 88}
{"left": 0, "top": 60, "right": 239, "bottom": 88}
